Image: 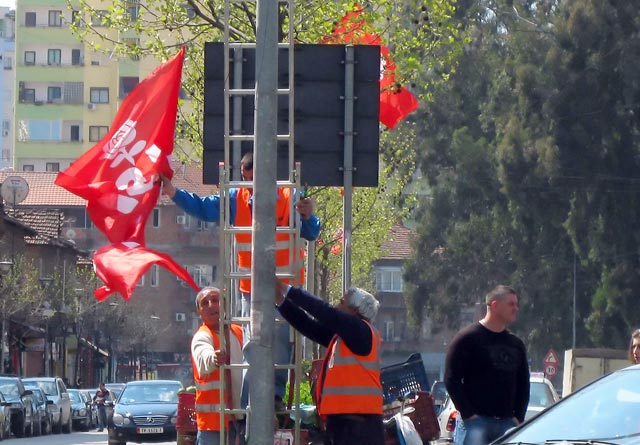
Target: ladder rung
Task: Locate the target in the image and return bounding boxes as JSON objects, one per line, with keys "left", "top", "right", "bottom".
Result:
{"left": 228, "top": 134, "right": 291, "bottom": 141}
{"left": 220, "top": 226, "right": 298, "bottom": 234}
{"left": 218, "top": 179, "right": 297, "bottom": 189}
{"left": 226, "top": 42, "right": 295, "bottom": 49}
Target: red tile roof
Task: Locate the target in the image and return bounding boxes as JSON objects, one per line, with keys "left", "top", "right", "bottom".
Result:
{"left": 0, "top": 161, "right": 216, "bottom": 208}
{"left": 379, "top": 223, "right": 415, "bottom": 260}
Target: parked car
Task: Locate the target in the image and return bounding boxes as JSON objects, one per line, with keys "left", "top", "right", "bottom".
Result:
{"left": 0, "top": 391, "right": 12, "bottom": 440}
{"left": 68, "top": 389, "right": 92, "bottom": 431}
{"left": 26, "top": 386, "right": 53, "bottom": 435}
{"left": 108, "top": 379, "right": 183, "bottom": 445}
{"left": 0, "top": 376, "right": 35, "bottom": 437}
{"left": 23, "top": 377, "right": 72, "bottom": 433}
{"left": 494, "top": 364, "right": 640, "bottom": 444}
{"left": 436, "top": 374, "right": 560, "bottom": 444}
{"left": 78, "top": 389, "right": 97, "bottom": 428}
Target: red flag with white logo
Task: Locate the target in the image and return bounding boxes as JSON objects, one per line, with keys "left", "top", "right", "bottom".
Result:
{"left": 55, "top": 47, "right": 200, "bottom": 299}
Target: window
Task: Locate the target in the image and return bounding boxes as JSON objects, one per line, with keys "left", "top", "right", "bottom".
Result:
{"left": 89, "top": 126, "right": 108, "bottom": 142}
{"left": 46, "top": 162, "right": 60, "bottom": 172}
{"left": 137, "top": 275, "right": 145, "bottom": 287}
{"left": 25, "top": 12, "right": 36, "bottom": 27}
{"left": 24, "top": 51, "right": 35, "bottom": 65}
{"left": 3, "top": 56, "right": 12, "bottom": 70}
{"left": 48, "top": 49, "right": 61, "bottom": 66}
{"left": 150, "top": 265, "right": 159, "bottom": 287}
{"left": 70, "top": 125, "right": 80, "bottom": 141}
{"left": 119, "top": 77, "right": 139, "bottom": 98}
{"left": 197, "top": 220, "right": 210, "bottom": 231}
{"left": 71, "top": 10, "right": 80, "bottom": 25}
{"left": 383, "top": 321, "right": 395, "bottom": 341}
{"left": 375, "top": 267, "right": 404, "bottom": 292}
{"left": 71, "top": 49, "right": 81, "bottom": 66}
{"left": 48, "top": 10, "right": 62, "bottom": 27}
{"left": 3, "top": 120, "right": 10, "bottom": 133}
{"left": 47, "top": 87, "right": 61, "bottom": 102}
{"left": 186, "top": 265, "right": 214, "bottom": 288}
{"left": 152, "top": 208, "right": 160, "bottom": 228}
{"left": 91, "top": 10, "right": 109, "bottom": 26}
{"left": 22, "top": 164, "right": 34, "bottom": 171}
{"left": 90, "top": 87, "right": 109, "bottom": 104}
{"left": 23, "top": 89, "right": 35, "bottom": 103}
{"left": 127, "top": 5, "right": 138, "bottom": 21}
{"left": 1, "top": 149, "right": 9, "bottom": 160}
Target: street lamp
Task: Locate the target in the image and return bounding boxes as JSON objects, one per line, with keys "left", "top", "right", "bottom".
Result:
{"left": 39, "top": 277, "right": 55, "bottom": 376}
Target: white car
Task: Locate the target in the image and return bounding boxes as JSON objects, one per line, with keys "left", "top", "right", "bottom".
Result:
{"left": 436, "top": 373, "right": 559, "bottom": 444}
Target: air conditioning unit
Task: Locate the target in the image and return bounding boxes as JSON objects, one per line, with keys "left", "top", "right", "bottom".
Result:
{"left": 175, "top": 313, "right": 186, "bottom": 322}
{"left": 87, "top": 103, "right": 96, "bottom": 110}
{"left": 176, "top": 215, "right": 187, "bottom": 225}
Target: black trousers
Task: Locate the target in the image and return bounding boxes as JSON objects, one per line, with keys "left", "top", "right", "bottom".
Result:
{"left": 325, "top": 414, "right": 385, "bottom": 445}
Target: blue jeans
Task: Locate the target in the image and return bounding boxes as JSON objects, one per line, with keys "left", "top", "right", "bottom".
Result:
{"left": 97, "top": 404, "right": 107, "bottom": 429}
{"left": 461, "top": 416, "right": 517, "bottom": 445}
{"left": 239, "top": 292, "right": 292, "bottom": 408}
{"left": 454, "top": 415, "right": 466, "bottom": 445}
{"left": 196, "top": 430, "right": 221, "bottom": 445}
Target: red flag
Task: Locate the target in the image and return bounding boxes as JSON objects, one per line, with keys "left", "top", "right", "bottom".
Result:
{"left": 55, "top": 48, "right": 200, "bottom": 299}
{"left": 322, "top": 5, "right": 419, "bottom": 128}
{"left": 93, "top": 242, "right": 199, "bottom": 301}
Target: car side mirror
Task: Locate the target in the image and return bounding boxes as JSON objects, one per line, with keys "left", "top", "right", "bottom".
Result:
{"left": 46, "top": 400, "right": 54, "bottom": 405}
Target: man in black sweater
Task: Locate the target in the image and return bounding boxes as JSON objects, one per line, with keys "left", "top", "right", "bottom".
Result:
{"left": 445, "top": 285, "right": 530, "bottom": 445}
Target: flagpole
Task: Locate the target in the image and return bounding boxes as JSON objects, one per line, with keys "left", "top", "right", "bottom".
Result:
{"left": 342, "top": 45, "right": 355, "bottom": 293}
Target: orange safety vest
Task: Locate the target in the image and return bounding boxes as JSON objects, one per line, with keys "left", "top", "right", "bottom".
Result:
{"left": 191, "top": 324, "right": 243, "bottom": 431}
{"left": 234, "top": 187, "right": 305, "bottom": 293}
{"left": 316, "top": 321, "right": 383, "bottom": 415}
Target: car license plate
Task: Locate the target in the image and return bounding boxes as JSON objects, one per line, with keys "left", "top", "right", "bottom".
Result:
{"left": 137, "top": 427, "right": 164, "bottom": 434}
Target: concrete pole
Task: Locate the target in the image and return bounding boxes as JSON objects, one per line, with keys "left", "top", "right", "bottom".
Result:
{"left": 250, "top": 0, "right": 278, "bottom": 443}
{"left": 342, "top": 46, "right": 356, "bottom": 293}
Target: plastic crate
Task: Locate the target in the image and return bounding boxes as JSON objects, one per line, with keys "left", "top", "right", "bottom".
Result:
{"left": 380, "top": 353, "right": 430, "bottom": 406}
{"left": 176, "top": 391, "right": 197, "bottom": 433}
{"left": 383, "top": 391, "right": 440, "bottom": 444}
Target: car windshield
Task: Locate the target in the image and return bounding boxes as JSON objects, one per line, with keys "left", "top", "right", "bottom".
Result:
{"left": 118, "top": 384, "right": 181, "bottom": 404}
{"left": 34, "top": 381, "right": 57, "bottom": 396}
{"left": 498, "top": 368, "right": 640, "bottom": 443}
{"left": 68, "top": 391, "right": 82, "bottom": 403}
{"left": 0, "top": 382, "right": 18, "bottom": 397}
{"left": 529, "top": 381, "right": 555, "bottom": 408}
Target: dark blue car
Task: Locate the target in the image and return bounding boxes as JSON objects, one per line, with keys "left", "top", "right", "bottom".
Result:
{"left": 107, "top": 380, "right": 182, "bottom": 445}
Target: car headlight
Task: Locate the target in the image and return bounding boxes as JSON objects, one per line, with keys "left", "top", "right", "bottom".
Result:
{"left": 79, "top": 408, "right": 87, "bottom": 416}
{"left": 112, "top": 413, "right": 125, "bottom": 426}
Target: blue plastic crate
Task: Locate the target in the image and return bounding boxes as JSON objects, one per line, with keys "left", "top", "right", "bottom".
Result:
{"left": 380, "top": 353, "right": 430, "bottom": 405}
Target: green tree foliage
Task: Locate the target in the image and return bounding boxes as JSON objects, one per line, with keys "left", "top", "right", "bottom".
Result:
{"left": 404, "top": 0, "right": 640, "bottom": 363}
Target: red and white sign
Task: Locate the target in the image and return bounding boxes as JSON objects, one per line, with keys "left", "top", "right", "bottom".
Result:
{"left": 543, "top": 349, "right": 559, "bottom": 366}
{"left": 545, "top": 365, "right": 557, "bottom": 377}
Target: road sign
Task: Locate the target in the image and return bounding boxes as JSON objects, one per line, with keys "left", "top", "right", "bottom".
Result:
{"left": 545, "top": 364, "right": 557, "bottom": 377}
{"left": 543, "top": 349, "right": 559, "bottom": 366}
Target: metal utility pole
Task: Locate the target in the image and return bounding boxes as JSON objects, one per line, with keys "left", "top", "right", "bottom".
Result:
{"left": 249, "top": 0, "right": 278, "bottom": 443}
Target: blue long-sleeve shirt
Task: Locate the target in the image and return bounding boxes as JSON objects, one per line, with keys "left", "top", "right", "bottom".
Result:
{"left": 277, "top": 286, "right": 372, "bottom": 355}
{"left": 172, "top": 188, "right": 321, "bottom": 241}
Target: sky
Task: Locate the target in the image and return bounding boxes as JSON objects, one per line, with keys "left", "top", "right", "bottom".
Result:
{"left": 0, "top": 0, "right": 14, "bottom": 8}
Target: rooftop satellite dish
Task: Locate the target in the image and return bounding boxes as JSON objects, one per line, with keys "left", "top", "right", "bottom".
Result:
{"left": 1, "top": 175, "right": 29, "bottom": 206}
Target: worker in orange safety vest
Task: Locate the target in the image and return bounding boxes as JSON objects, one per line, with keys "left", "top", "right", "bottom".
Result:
{"left": 275, "top": 280, "right": 384, "bottom": 445}
{"left": 191, "top": 287, "right": 243, "bottom": 445}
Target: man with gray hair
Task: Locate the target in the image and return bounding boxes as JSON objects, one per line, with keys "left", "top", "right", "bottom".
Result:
{"left": 274, "top": 280, "right": 384, "bottom": 445}
{"left": 444, "top": 285, "right": 530, "bottom": 445}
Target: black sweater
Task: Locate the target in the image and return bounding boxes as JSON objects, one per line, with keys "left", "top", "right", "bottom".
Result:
{"left": 277, "top": 286, "right": 372, "bottom": 356}
{"left": 444, "top": 322, "right": 530, "bottom": 423}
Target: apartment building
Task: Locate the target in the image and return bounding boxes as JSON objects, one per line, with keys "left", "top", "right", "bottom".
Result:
{"left": 0, "top": 7, "right": 14, "bottom": 171}
{"left": 13, "top": 0, "right": 150, "bottom": 173}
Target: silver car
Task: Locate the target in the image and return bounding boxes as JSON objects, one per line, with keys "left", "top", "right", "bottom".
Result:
{"left": 22, "top": 377, "right": 72, "bottom": 434}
